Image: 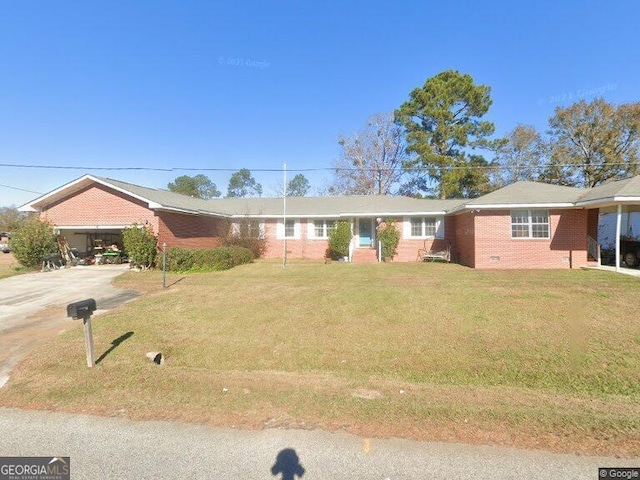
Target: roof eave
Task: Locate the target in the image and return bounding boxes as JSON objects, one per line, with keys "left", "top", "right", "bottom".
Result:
{"left": 20, "top": 174, "right": 166, "bottom": 212}
{"left": 575, "top": 196, "right": 640, "bottom": 208}
{"left": 228, "top": 210, "right": 451, "bottom": 219}
{"left": 463, "top": 202, "right": 577, "bottom": 210}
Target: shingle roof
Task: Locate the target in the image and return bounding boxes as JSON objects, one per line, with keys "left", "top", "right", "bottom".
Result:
{"left": 21, "top": 175, "right": 465, "bottom": 216}
{"left": 463, "top": 181, "right": 586, "bottom": 206}
{"left": 99, "top": 177, "right": 464, "bottom": 216}
{"left": 206, "top": 195, "right": 464, "bottom": 217}
{"left": 95, "top": 177, "right": 227, "bottom": 215}
{"left": 21, "top": 174, "right": 640, "bottom": 217}
{"left": 577, "top": 176, "right": 640, "bottom": 204}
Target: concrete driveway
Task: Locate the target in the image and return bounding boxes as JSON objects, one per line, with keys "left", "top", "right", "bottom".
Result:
{"left": 0, "top": 265, "right": 138, "bottom": 387}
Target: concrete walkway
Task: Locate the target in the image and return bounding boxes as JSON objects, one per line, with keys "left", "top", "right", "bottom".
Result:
{"left": 582, "top": 264, "right": 640, "bottom": 277}
{"left": 0, "top": 408, "right": 634, "bottom": 480}
{"left": 0, "top": 265, "right": 137, "bottom": 387}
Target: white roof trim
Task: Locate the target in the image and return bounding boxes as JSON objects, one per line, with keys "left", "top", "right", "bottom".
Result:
{"left": 88, "top": 175, "right": 162, "bottom": 208}
{"left": 575, "top": 196, "right": 640, "bottom": 207}
{"left": 54, "top": 225, "right": 135, "bottom": 230}
{"left": 339, "top": 211, "right": 448, "bottom": 216}
{"left": 230, "top": 213, "right": 337, "bottom": 219}
{"left": 230, "top": 211, "right": 448, "bottom": 219}
{"left": 461, "top": 203, "right": 576, "bottom": 210}
{"left": 20, "top": 174, "right": 162, "bottom": 211}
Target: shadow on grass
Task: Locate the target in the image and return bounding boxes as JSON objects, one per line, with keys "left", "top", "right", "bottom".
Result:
{"left": 95, "top": 331, "right": 134, "bottom": 365}
{"left": 167, "top": 277, "right": 187, "bottom": 288}
{"left": 271, "top": 448, "right": 305, "bottom": 480}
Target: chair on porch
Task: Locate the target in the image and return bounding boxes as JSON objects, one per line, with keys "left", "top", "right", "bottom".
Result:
{"left": 417, "top": 239, "right": 451, "bottom": 262}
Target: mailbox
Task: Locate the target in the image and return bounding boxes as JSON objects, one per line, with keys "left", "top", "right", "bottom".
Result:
{"left": 67, "top": 298, "right": 97, "bottom": 319}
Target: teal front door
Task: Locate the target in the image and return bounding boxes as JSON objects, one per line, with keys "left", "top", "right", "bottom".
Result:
{"left": 359, "top": 219, "right": 373, "bottom": 247}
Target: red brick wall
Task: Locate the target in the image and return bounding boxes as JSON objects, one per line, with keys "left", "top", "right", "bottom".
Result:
{"left": 453, "top": 212, "right": 476, "bottom": 267}
{"left": 260, "top": 217, "right": 458, "bottom": 263}
{"left": 41, "top": 184, "right": 158, "bottom": 231}
{"left": 157, "top": 212, "right": 226, "bottom": 249}
{"left": 587, "top": 208, "right": 599, "bottom": 239}
{"left": 263, "top": 219, "right": 329, "bottom": 260}
{"left": 393, "top": 216, "right": 455, "bottom": 262}
{"left": 472, "top": 209, "right": 589, "bottom": 269}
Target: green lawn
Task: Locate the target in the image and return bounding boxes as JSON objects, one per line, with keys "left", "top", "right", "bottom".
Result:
{"left": 1, "top": 261, "right": 639, "bottom": 456}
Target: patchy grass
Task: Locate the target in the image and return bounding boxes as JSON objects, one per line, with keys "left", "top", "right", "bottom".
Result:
{"left": 0, "top": 253, "right": 29, "bottom": 279}
{"left": 1, "top": 262, "right": 639, "bottom": 456}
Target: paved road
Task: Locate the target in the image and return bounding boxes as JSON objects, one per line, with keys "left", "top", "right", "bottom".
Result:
{"left": 0, "top": 265, "right": 138, "bottom": 387}
{"left": 0, "top": 408, "right": 633, "bottom": 480}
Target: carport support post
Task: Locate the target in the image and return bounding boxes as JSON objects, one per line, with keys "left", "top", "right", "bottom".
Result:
{"left": 615, "top": 205, "right": 622, "bottom": 273}
{"left": 82, "top": 315, "right": 95, "bottom": 368}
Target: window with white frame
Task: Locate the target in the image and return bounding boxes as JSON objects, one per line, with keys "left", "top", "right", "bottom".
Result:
{"left": 277, "top": 218, "right": 300, "bottom": 239}
{"left": 234, "top": 220, "right": 264, "bottom": 239}
{"left": 511, "top": 209, "right": 549, "bottom": 239}
{"left": 311, "top": 219, "right": 336, "bottom": 239}
{"left": 284, "top": 219, "right": 295, "bottom": 238}
{"left": 409, "top": 216, "right": 438, "bottom": 238}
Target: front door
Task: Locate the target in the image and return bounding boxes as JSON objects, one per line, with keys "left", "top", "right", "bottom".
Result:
{"left": 358, "top": 218, "right": 373, "bottom": 247}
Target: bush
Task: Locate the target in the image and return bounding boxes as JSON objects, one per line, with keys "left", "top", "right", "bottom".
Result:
{"left": 166, "top": 245, "right": 254, "bottom": 272}
{"left": 377, "top": 219, "right": 400, "bottom": 260}
{"left": 328, "top": 220, "right": 352, "bottom": 259}
{"left": 122, "top": 224, "right": 158, "bottom": 269}
{"left": 10, "top": 216, "right": 58, "bottom": 268}
{"left": 221, "top": 236, "right": 266, "bottom": 259}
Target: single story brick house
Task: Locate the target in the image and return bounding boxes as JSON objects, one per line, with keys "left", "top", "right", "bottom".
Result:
{"left": 19, "top": 174, "right": 640, "bottom": 269}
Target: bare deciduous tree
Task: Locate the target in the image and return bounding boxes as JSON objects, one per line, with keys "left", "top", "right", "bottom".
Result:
{"left": 331, "top": 112, "right": 407, "bottom": 195}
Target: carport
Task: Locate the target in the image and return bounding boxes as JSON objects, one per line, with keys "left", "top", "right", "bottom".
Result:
{"left": 576, "top": 177, "right": 640, "bottom": 273}
{"left": 54, "top": 226, "right": 126, "bottom": 257}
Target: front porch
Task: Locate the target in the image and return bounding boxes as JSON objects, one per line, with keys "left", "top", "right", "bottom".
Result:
{"left": 349, "top": 217, "right": 380, "bottom": 264}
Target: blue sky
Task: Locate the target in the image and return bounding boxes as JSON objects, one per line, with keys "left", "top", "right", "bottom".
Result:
{"left": 1, "top": 0, "right": 638, "bottom": 207}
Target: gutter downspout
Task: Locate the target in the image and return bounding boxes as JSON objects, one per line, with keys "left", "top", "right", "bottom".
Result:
{"left": 615, "top": 204, "right": 622, "bottom": 273}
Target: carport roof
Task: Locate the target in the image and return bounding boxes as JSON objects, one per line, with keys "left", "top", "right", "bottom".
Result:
{"left": 575, "top": 176, "right": 640, "bottom": 206}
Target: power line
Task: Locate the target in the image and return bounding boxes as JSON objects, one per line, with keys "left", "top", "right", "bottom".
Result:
{"left": 0, "top": 162, "right": 635, "bottom": 174}
{"left": 0, "top": 183, "right": 44, "bottom": 195}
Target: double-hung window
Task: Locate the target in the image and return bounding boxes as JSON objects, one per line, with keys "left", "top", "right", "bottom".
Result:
{"left": 312, "top": 219, "right": 335, "bottom": 239}
{"left": 409, "top": 216, "right": 438, "bottom": 238}
{"left": 284, "top": 219, "right": 295, "bottom": 238}
{"left": 276, "top": 219, "right": 299, "bottom": 240}
{"left": 511, "top": 210, "right": 549, "bottom": 239}
{"left": 234, "top": 220, "right": 265, "bottom": 239}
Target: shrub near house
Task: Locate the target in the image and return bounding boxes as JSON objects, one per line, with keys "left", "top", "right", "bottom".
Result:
{"left": 328, "top": 221, "right": 352, "bottom": 259}
{"left": 10, "top": 217, "right": 58, "bottom": 268}
{"left": 166, "top": 246, "right": 254, "bottom": 272}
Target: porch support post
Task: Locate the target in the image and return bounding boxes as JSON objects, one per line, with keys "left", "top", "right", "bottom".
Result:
{"left": 615, "top": 204, "right": 622, "bottom": 272}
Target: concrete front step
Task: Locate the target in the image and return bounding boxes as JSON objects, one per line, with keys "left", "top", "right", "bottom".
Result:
{"left": 352, "top": 248, "right": 379, "bottom": 264}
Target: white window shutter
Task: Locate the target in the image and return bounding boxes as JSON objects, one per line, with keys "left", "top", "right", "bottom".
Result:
{"left": 294, "top": 220, "right": 301, "bottom": 239}
{"left": 259, "top": 222, "right": 266, "bottom": 240}
{"left": 436, "top": 216, "right": 445, "bottom": 239}
{"left": 276, "top": 220, "right": 284, "bottom": 240}
{"left": 308, "top": 219, "right": 316, "bottom": 239}
{"left": 402, "top": 216, "right": 411, "bottom": 238}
